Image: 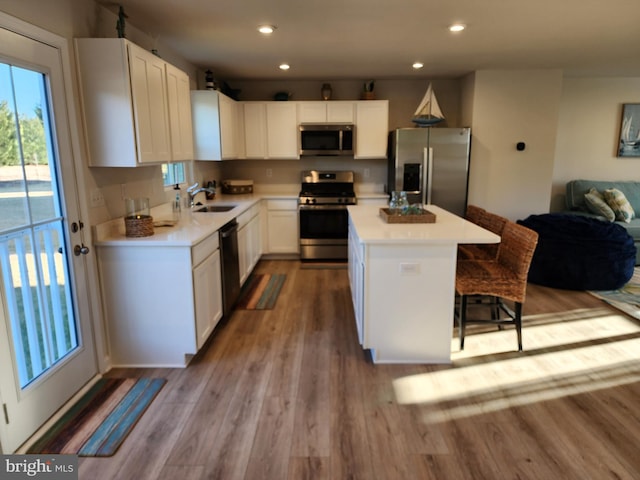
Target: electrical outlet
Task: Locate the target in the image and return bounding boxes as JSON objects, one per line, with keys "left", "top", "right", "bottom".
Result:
{"left": 120, "top": 184, "right": 127, "bottom": 199}
{"left": 90, "top": 188, "right": 105, "bottom": 207}
{"left": 266, "top": 168, "right": 273, "bottom": 178}
{"left": 364, "top": 168, "right": 370, "bottom": 179}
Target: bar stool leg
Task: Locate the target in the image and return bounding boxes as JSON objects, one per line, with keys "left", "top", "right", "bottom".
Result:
{"left": 515, "top": 302, "right": 523, "bottom": 351}
{"left": 460, "top": 295, "right": 468, "bottom": 350}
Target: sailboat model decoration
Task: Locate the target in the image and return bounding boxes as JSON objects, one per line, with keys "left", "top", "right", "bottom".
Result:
{"left": 412, "top": 83, "right": 445, "bottom": 127}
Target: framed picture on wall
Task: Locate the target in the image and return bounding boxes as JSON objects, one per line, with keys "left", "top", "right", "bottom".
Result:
{"left": 617, "top": 103, "right": 640, "bottom": 157}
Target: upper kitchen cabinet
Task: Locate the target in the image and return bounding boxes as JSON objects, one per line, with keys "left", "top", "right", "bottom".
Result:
{"left": 242, "top": 102, "right": 299, "bottom": 159}
{"left": 165, "top": 64, "right": 194, "bottom": 161}
{"left": 242, "top": 102, "right": 267, "bottom": 159}
{"left": 266, "top": 102, "right": 299, "bottom": 159}
{"left": 191, "top": 90, "right": 241, "bottom": 160}
{"left": 297, "top": 101, "right": 355, "bottom": 123}
{"left": 355, "top": 100, "right": 389, "bottom": 159}
{"left": 75, "top": 38, "right": 192, "bottom": 167}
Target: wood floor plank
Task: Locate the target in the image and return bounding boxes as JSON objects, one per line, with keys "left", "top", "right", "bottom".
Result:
{"left": 84, "top": 260, "right": 640, "bottom": 480}
{"left": 244, "top": 395, "right": 295, "bottom": 480}
{"left": 287, "top": 456, "right": 331, "bottom": 480}
{"left": 290, "top": 271, "right": 333, "bottom": 458}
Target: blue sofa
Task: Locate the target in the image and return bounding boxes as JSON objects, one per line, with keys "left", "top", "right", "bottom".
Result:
{"left": 564, "top": 180, "right": 640, "bottom": 265}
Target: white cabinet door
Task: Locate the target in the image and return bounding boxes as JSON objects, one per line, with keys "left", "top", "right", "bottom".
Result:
{"left": 193, "top": 249, "right": 223, "bottom": 349}
{"left": 237, "top": 224, "right": 250, "bottom": 285}
{"left": 297, "top": 101, "right": 355, "bottom": 123}
{"left": 165, "top": 63, "right": 194, "bottom": 161}
{"left": 219, "top": 93, "right": 239, "bottom": 159}
{"left": 243, "top": 102, "right": 267, "bottom": 158}
{"left": 266, "top": 200, "right": 299, "bottom": 254}
{"left": 266, "top": 102, "right": 299, "bottom": 159}
{"left": 127, "top": 43, "right": 172, "bottom": 164}
{"left": 267, "top": 211, "right": 299, "bottom": 253}
{"left": 355, "top": 100, "right": 389, "bottom": 159}
{"left": 249, "top": 214, "right": 262, "bottom": 269}
{"left": 192, "top": 90, "right": 239, "bottom": 160}
{"left": 238, "top": 205, "right": 263, "bottom": 284}
{"left": 297, "top": 102, "right": 327, "bottom": 123}
{"left": 348, "top": 221, "right": 365, "bottom": 345}
{"left": 328, "top": 102, "right": 355, "bottom": 123}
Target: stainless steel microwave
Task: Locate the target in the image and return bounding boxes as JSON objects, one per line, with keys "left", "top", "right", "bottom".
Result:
{"left": 299, "top": 123, "right": 355, "bottom": 156}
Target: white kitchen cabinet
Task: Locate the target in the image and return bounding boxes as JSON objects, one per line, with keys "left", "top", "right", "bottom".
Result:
{"left": 191, "top": 90, "right": 240, "bottom": 160}
{"left": 265, "top": 199, "right": 299, "bottom": 254}
{"left": 96, "top": 233, "right": 223, "bottom": 367}
{"left": 348, "top": 218, "right": 365, "bottom": 344}
{"left": 75, "top": 38, "right": 192, "bottom": 166}
{"left": 298, "top": 101, "right": 355, "bottom": 123}
{"left": 240, "top": 102, "right": 298, "bottom": 159}
{"left": 242, "top": 102, "right": 268, "bottom": 159}
{"left": 355, "top": 100, "right": 389, "bottom": 159}
{"left": 165, "top": 63, "right": 194, "bottom": 161}
{"left": 237, "top": 203, "right": 262, "bottom": 284}
{"left": 193, "top": 249, "right": 223, "bottom": 349}
{"left": 266, "top": 102, "right": 299, "bottom": 159}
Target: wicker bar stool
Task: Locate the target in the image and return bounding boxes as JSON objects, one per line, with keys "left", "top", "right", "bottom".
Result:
{"left": 455, "top": 221, "right": 539, "bottom": 351}
{"left": 458, "top": 207, "right": 508, "bottom": 261}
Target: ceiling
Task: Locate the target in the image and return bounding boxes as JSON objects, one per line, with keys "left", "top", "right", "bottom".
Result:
{"left": 101, "top": 0, "right": 640, "bottom": 80}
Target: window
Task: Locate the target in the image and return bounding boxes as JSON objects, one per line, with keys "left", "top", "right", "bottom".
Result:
{"left": 162, "top": 162, "right": 185, "bottom": 187}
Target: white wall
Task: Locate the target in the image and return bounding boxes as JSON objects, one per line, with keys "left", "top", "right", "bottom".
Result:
{"left": 550, "top": 77, "right": 640, "bottom": 211}
{"left": 465, "top": 69, "right": 564, "bottom": 220}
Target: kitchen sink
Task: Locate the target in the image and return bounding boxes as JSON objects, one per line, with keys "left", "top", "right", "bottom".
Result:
{"left": 194, "top": 205, "right": 237, "bottom": 213}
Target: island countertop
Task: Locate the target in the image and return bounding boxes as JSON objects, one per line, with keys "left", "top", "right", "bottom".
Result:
{"left": 347, "top": 204, "right": 500, "bottom": 245}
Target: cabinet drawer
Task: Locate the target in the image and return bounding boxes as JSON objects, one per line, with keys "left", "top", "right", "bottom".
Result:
{"left": 192, "top": 234, "right": 219, "bottom": 266}
{"left": 266, "top": 199, "right": 297, "bottom": 211}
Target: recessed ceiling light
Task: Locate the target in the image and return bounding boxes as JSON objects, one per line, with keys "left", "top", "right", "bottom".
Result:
{"left": 258, "top": 25, "right": 276, "bottom": 34}
{"left": 279, "top": 63, "right": 290, "bottom": 70}
{"left": 449, "top": 23, "right": 466, "bottom": 32}
{"left": 412, "top": 62, "right": 424, "bottom": 69}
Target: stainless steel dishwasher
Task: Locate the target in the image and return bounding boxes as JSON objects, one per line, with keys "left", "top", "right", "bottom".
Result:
{"left": 219, "top": 219, "right": 240, "bottom": 316}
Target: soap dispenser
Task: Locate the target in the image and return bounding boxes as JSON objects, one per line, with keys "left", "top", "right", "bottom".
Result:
{"left": 172, "top": 184, "right": 182, "bottom": 217}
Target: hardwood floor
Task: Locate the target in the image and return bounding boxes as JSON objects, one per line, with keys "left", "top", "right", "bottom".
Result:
{"left": 80, "top": 260, "right": 640, "bottom": 479}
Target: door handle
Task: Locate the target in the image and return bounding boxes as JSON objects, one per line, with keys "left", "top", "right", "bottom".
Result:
{"left": 73, "top": 244, "right": 90, "bottom": 256}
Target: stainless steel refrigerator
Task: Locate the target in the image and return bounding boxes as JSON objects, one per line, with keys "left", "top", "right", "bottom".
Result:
{"left": 387, "top": 127, "right": 471, "bottom": 217}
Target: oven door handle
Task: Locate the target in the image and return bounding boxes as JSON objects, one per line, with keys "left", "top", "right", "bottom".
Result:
{"left": 299, "top": 204, "right": 350, "bottom": 210}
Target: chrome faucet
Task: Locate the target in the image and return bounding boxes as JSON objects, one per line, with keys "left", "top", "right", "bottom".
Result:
{"left": 186, "top": 182, "right": 216, "bottom": 207}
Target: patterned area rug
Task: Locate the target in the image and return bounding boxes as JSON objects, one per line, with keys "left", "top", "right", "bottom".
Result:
{"left": 27, "top": 377, "right": 165, "bottom": 456}
{"left": 236, "top": 273, "right": 286, "bottom": 310}
{"left": 589, "top": 267, "right": 640, "bottom": 321}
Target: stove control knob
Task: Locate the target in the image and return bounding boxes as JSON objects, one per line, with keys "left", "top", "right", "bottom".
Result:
{"left": 312, "top": 198, "right": 317, "bottom": 204}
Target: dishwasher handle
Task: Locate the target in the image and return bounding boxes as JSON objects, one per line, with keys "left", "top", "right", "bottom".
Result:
{"left": 219, "top": 219, "right": 238, "bottom": 238}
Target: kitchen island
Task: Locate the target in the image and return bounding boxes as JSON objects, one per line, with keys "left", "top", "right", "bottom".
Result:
{"left": 347, "top": 204, "right": 500, "bottom": 364}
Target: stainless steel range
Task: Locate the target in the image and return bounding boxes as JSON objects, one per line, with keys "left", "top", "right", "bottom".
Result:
{"left": 299, "top": 170, "right": 356, "bottom": 260}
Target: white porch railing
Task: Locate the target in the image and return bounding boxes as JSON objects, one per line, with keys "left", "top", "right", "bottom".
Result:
{"left": 0, "top": 220, "right": 78, "bottom": 388}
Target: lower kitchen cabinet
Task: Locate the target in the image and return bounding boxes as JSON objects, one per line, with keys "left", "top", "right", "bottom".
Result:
{"left": 348, "top": 219, "right": 365, "bottom": 344}
{"left": 264, "top": 199, "right": 299, "bottom": 254}
{"left": 237, "top": 203, "right": 262, "bottom": 284}
{"left": 96, "top": 233, "right": 223, "bottom": 367}
{"left": 193, "top": 248, "right": 223, "bottom": 349}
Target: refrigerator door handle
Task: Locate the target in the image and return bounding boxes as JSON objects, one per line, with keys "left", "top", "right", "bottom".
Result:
{"left": 424, "top": 147, "right": 434, "bottom": 205}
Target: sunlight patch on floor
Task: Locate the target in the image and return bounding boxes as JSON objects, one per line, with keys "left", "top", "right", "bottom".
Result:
{"left": 392, "top": 309, "right": 640, "bottom": 423}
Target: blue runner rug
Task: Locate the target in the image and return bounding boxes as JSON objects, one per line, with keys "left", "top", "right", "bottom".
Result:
{"left": 27, "top": 377, "right": 165, "bottom": 456}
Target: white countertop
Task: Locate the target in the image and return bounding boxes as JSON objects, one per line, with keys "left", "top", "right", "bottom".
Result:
{"left": 93, "top": 194, "right": 269, "bottom": 247}
{"left": 348, "top": 204, "right": 501, "bottom": 245}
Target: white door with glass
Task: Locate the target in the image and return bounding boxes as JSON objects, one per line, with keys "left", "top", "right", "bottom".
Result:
{"left": 0, "top": 17, "right": 97, "bottom": 453}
